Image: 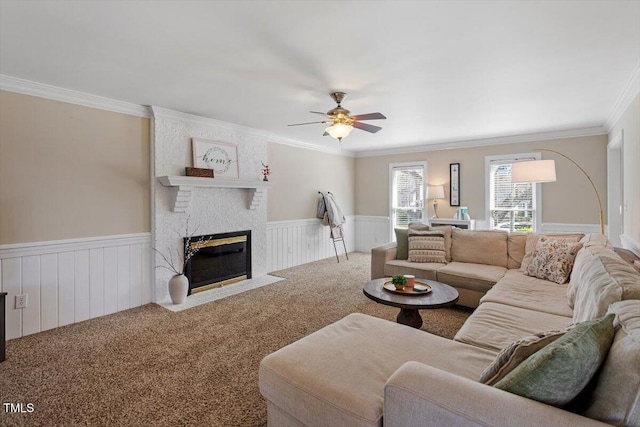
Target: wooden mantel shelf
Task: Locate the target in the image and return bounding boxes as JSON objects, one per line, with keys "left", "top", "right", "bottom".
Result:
{"left": 157, "top": 176, "right": 273, "bottom": 212}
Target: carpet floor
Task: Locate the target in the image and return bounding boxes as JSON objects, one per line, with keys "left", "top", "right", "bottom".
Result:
{"left": 0, "top": 252, "right": 472, "bottom": 427}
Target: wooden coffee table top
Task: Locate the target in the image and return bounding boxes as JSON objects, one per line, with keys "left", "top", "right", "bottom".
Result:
{"left": 362, "top": 278, "right": 459, "bottom": 310}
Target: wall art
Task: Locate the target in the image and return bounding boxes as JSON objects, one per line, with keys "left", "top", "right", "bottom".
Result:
{"left": 192, "top": 138, "right": 239, "bottom": 179}
{"left": 450, "top": 163, "right": 460, "bottom": 206}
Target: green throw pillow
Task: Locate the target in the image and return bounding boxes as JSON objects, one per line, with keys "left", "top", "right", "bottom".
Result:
{"left": 395, "top": 228, "right": 409, "bottom": 260}
{"left": 494, "top": 314, "right": 615, "bottom": 407}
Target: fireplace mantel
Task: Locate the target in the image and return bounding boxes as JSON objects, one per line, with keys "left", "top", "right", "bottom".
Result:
{"left": 157, "top": 176, "right": 273, "bottom": 212}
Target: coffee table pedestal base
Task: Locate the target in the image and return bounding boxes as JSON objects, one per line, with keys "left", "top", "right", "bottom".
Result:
{"left": 397, "top": 309, "right": 423, "bottom": 329}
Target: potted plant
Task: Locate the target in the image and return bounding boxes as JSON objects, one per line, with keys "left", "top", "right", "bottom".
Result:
{"left": 391, "top": 275, "right": 407, "bottom": 290}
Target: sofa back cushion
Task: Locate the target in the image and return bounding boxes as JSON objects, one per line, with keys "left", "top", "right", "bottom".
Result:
{"left": 579, "top": 233, "right": 613, "bottom": 249}
{"left": 572, "top": 247, "right": 640, "bottom": 323}
{"left": 450, "top": 229, "right": 508, "bottom": 268}
{"left": 507, "top": 233, "right": 528, "bottom": 269}
{"left": 584, "top": 300, "right": 640, "bottom": 426}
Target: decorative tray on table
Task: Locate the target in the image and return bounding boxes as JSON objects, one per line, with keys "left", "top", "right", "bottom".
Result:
{"left": 383, "top": 281, "right": 432, "bottom": 295}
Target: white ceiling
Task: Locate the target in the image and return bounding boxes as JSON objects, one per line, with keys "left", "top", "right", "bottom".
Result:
{"left": 1, "top": 1, "right": 639, "bottom": 153}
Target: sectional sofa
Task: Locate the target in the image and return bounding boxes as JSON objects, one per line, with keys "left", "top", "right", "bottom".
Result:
{"left": 259, "top": 227, "right": 640, "bottom": 426}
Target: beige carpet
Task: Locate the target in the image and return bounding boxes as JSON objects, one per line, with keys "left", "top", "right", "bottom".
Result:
{"left": 0, "top": 252, "right": 472, "bottom": 427}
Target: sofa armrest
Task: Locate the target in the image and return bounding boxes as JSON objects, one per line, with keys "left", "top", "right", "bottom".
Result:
{"left": 384, "top": 362, "right": 609, "bottom": 427}
{"left": 371, "top": 242, "right": 398, "bottom": 279}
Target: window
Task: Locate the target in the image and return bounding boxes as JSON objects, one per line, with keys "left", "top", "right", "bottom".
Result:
{"left": 389, "top": 162, "right": 427, "bottom": 237}
{"left": 485, "top": 153, "right": 541, "bottom": 233}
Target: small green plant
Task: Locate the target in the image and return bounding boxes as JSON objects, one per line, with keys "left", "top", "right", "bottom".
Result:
{"left": 391, "top": 275, "right": 407, "bottom": 289}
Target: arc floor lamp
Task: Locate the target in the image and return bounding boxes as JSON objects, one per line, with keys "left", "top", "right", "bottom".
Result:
{"left": 511, "top": 148, "right": 605, "bottom": 235}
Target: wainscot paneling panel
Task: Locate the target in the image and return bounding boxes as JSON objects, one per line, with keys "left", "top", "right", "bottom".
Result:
{"left": 267, "top": 217, "right": 355, "bottom": 272}
{"left": 354, "top": 216, "right": 391, "bottom": 252}
{"left": 0, "top": 233, "right": 152, "bottom": 339}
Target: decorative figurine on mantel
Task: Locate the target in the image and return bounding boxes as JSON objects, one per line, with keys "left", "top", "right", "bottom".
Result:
{"left": 261, "top": 162, "right": 271, "bottom": 181}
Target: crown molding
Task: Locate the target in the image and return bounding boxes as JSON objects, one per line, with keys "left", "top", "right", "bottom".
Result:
{"left": 606, "top": 61, "right": 640, "bottom": 131}
{"left": 0, "top": 74, "right": 151, "bottom": 118}
{"left": 268, "top": 135, "right": 356, "bottom": 157}
{"left": 354, "top": 126, "right": 608, "bottom": 158}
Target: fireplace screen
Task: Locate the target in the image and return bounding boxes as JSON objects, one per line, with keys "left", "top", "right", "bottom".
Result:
{"left": 185, "top": 230, "right": 251, "bottom": 294}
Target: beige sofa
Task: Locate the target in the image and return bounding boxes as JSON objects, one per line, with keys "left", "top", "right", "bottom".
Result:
{"left": 259, "top": 229, "right": 640, "bottom": 426}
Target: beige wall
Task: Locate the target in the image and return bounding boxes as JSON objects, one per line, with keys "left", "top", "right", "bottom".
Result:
{"left": 609, "top": 93, "right": 640, "bottom": 244}
{"left": 267, "top": 142, "right": 355, "bottom": 221}
{"left": 355, "top": 135, "right": 608, "bottom": 225}
{"left": 0, "top": 91, "right": 150, "bottom": 244}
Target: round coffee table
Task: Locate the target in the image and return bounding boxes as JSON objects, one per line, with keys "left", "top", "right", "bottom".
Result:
{"left": 362, "top": 278, "right": 459, "bottom": 329}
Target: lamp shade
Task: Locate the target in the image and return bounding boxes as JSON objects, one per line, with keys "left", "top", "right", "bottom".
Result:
{"left": 511, "top": 159, "right": 557, "bottom": 183}
{"left": 325, "top": 123, "right": 353, "bottom": 140}
{"left": 427, "top": 185, "right": 445, "bottom": 199}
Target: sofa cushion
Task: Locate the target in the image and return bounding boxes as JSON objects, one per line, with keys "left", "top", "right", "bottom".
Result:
{"left": 507, "top": 232, "right": 528, "bottom": 269}
{"left": 481, "top": 270, "right": 573, "bottom": 317}
{"left": 384, "top": 259, "right": 443, "bottom": 281}
{"left": 520, "top": 233, "right": 583, "bottom": 273}
{"left": 394, "top": 228, "right": 409, "bottom": 260}
{"left": 524, "top": 237, "right": 582, "bottom": 284}
{"left": 572, "top": 247, "right": 640, "bottom": 323}
{"left": 436, "top": 262, "right": 507, "bottom": 293}
{"left": 408, "top": 230, "right": 446, "bottom": 263}
{"left": 454, "top": 302, "right": 573, "bottom": 352}
{"left": 494, "top": 314, "right": 615, "bottom": 407}
{"left": 480, "top": 328, "right": 567, "bottom": 386}
{"left": 450, "top": 229, "right": 508, "bottom": 268}
{"left": 585, "top": 300, "right": 640, "bottom": 426}
{"left": 259, "top": 313, "right": 496, "bottom": 427}
{"left": 579, "top": 233, "right": 613, "bottom": 249}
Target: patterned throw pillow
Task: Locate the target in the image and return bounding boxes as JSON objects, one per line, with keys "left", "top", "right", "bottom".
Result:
{"left": 525, "top": 237, "right": 583, "bottom": 284}
{"left": 408, "top": 230, "right": 446, "bottom": 263}
{"left": 520, "top": 233, "right": 583, "bottom": 272}
{"left": 495, "top": 314, "right": 615, "bottom": 407}
{"left": 480, "top": 329, "right": 568, "bottom": 386}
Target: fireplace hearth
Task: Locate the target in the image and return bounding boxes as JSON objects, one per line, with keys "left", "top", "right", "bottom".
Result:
{"left": 185, "top": 230, "right": 251, "bottom": 294}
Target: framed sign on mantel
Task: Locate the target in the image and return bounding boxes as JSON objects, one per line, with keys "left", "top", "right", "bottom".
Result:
{"left": 192, "top": 138, "right": 239, "bottom": 179}
{"left": 450, "top": 163, "right": 460, "bottom": 206}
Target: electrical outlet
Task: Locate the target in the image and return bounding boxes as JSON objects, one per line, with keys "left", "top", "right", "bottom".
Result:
{"left": 15, "top": 294, "right": 28, "bottom": 309}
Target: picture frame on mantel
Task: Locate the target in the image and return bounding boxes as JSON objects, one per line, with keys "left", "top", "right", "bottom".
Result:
{"left": 192, "top": 138, "right": 239, "bottom": 179}
{"left": 450, "top": 163, "right": 460, "bottom": 206}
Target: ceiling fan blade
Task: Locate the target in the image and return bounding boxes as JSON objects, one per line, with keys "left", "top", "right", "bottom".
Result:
{"left": 288, "top": 121, "right": 327, "bottom": 127}
{"left": 352, "top": 112, "right": 386, "bottom": 121}
{"left": 322, "top": 132, "right": 329, "bottom": 136}
{"left": 353, "top": 122, "right": 382, "bottom": 133}
{"left": 310, "top": 111, "right": 328, "bottom": 116}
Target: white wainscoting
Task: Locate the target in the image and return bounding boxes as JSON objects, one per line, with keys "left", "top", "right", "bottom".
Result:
{"left": 540, "top": 223, "right": 602, "bottom": 234}
{"left": 267, "top": 217, "right": 355, "bottom": 272}
{"left": 354, "top": 216, "right": 391, "bottom": 252}
{"left": 0, "top": 233, "right": 152, "bottom": 340}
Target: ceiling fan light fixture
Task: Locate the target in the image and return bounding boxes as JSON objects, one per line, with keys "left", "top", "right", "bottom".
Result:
{"left": 325, "top": 122, "right": 353, "bottom": 141}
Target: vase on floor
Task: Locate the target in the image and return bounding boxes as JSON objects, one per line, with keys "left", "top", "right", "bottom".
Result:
{"left": 168, "top": 274, "right": 189, "bottom": 304}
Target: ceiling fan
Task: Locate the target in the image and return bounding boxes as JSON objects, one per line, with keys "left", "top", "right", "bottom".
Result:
{"left": 288, "top": 92, "right": 386, "bottom": 142}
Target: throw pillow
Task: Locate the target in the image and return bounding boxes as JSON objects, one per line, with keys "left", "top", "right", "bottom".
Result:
{"left": 480, "top": 329, "right": 568, "bottom": 386}
{"left": 525, "top": 237, "right": 583, "bottom": 284}
{"left": 408, "top": 230, "right": 446, "bottom": 263}
{"left": 394, "top": 228, "right": 409, "bottom": 260}
{"left": 520, "top": 233, "right": 583, "bottom": 273}
{"left": 494, "top": 313, "right": 615, "bottom": 407}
